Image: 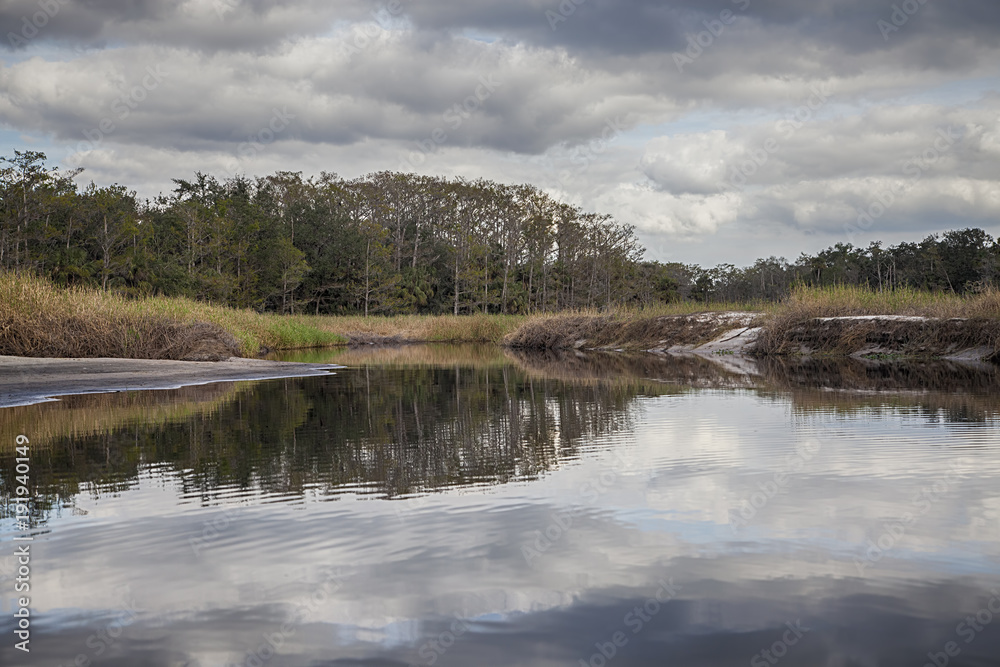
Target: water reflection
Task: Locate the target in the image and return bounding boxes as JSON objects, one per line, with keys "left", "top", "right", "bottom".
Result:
{"left": 0, "top": 347, "right": 998, "bottom": 667}
{"left": 758, "top": 356, "right": 1000, "bottom": 424}
{"left": 1, "top": 350, "right": 690, "bottom": 521}
{"left": 3, "top": 349, "right": 1000, "bottom": 519}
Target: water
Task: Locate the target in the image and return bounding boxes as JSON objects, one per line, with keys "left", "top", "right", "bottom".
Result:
{"left": 1, "top": 345, "right": 999, "bottom": 666}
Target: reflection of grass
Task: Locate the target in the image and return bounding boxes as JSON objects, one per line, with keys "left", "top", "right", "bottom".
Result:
{"left": 862, "top": 352, "right": 906, "bottom": 361}
{"left": 785, "top": 387, "right": 1000, "bottom": 423}
{"left": 0, "top": 383, "right": 252, "bottom": 526}
{"left": 277, "top": 345, "right": 708, "bottom": 395}
{"left": 2, "top": 350, "right": 664, "bottom": 511}
{"left": 0, "top": 383, "right": 243, "bottom": 453}
{"left": 757, "top": 356, "right": 1000, "bottom": 421}
{"left": 274, "top": 343, "right": 511, "bottom": 367}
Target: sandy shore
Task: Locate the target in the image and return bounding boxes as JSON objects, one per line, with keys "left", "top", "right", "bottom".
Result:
{"left": 0, "top": 356, "right": 341, "bottom": 408}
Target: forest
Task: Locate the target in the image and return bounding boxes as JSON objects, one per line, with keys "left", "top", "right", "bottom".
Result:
{"left": 2, "top": 149, "right": 998, "bottom": 314}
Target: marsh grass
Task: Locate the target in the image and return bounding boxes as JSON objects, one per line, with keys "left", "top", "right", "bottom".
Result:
{"left": 0, "top": 272, "right": 345, "bottom": 359}
{"left": 774, "top": 284, "right": 1000, "bottom": 319}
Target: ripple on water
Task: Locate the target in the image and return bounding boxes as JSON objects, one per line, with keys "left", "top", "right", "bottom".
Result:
{"left": 2, "top": 356, "right": 999, "bottom": 666}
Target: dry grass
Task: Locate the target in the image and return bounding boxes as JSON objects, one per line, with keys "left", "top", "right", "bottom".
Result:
{"left": 628, "top": 299, "right": 773, "bottom": 316}
{"left": 314, "top": 312, "right": 526, "bottom": 344}
{"left": 0, "top": 272, "right": 345, "bottom": 359}
{"left": 314, "top": 301, "right": 767, "bottom": 347}
{"left": 1, "top": 272, "right": 521, "bottom": 361}
{"left": 769, "top": 284, "right": 1000, "bottom": 319}
{"left": 753, "top": 285, "right": 1000, "bottom": 358}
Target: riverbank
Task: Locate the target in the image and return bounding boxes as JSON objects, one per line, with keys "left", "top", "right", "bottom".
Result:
{"left": 4, "top": 273, "right": 999, "bottom": 365}
{"left": 504, "top": 286, "right": 1000, "bottom": 364}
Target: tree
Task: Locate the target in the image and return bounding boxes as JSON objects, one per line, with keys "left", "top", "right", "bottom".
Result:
{"left": 0, "top": 150, "right": 659, "bottom": 313}
{"left": 81, "top": 183, "right": 142, "bottom": 291}
{"left": 0, "top": 150, "right": 80, "bottom": 272}
{"left": 355, "top": 220, "right": 400, "bottom": 316}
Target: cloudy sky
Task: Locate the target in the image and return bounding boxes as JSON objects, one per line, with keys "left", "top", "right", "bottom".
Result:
{"left": 1, "top": 0, "right": 999, "bottom": 266}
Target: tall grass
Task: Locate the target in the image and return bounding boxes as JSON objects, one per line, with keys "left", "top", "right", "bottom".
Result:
{"left": 0, "top": 272, "right": 346, "bottom": 359}
{"left": 504, "top": 286, "right": 1000, "bottom": 354}
{"left": 142, "top": 296, "right": 347, "bottom": 353}
{"left": 776, "top": 284, "right": 1000, "bottom": 319}
{"left": 1, "top": 272, "right": 523, "bottom": 360}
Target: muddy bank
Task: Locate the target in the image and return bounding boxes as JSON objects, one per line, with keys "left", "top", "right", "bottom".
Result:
{"left": 505, "top": 312, "right": 759, "bottom": 352}
{"left": 0, "top": 356, "right": 340, "bottom": 408}
{"left": 504, "top": 312, "right": 765, "bottom": 376}
{"left": 505, "top": 313, "right": 1000, "bottom": 364}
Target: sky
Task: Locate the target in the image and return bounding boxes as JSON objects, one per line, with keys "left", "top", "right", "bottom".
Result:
{"left": 1, "top": 0, "right": 999, "bottom": 267}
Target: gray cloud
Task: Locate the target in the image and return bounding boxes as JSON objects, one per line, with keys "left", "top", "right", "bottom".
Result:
{"left": 5, "top": 0, "right": 1000, "bottom": 62}
{"left": 1, "top": 0, "right": 999, "bottom": 265}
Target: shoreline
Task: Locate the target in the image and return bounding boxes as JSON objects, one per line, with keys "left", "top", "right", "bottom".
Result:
{"left": 4, "top": 307, "right": 998, "bottom": 409}
{"left": 505, "top": 312, "right": 1000, "bottom": 368}
{"left": 0, "top": 356, "right": 341, "bottom": 408}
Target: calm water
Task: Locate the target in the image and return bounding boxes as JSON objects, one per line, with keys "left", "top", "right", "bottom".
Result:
{"left": 2, "top": 346, "right": 999, "bottom": 666}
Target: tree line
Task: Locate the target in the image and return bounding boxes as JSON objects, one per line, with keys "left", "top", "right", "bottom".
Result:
{"left": 0, "top": 151, "right": 647, "bottom": 314}
{"left": 2, "top": 149, "right": 997, "bottom": 313}
{"left": 668, "top": 227, "right": 1000, "bottom": 303}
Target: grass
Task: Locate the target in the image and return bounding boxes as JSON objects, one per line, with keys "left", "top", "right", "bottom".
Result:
{"left": 5, "top": 271, "right": 1000, "bottom": 361}
{"left": 314, "top": 312, "right": 526, "bottom": 344}
{"left": 136, "top": 298, "right": 349, "bottom": 355}
{"left": 504, "top": 285, "right": 1000, "bottom": 359}
{"left": 0, "top": 272, "right": 346, "bottom": 359}
{"left": 770, "top": 284, "right": 1000, "bottom": 319}
{"left": 0, "top": 272, "right": 524, "bottom": 360}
